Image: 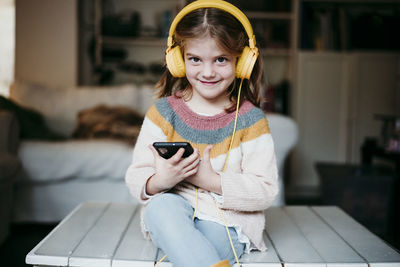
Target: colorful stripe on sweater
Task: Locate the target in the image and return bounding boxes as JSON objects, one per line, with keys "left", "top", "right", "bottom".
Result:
{"left": 146, "top": 95, "right": 270, "bottom": 159}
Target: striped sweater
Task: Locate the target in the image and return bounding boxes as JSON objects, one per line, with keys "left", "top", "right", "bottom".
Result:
{"left": 125, "top": 95, "right": 278, "bottom": 251}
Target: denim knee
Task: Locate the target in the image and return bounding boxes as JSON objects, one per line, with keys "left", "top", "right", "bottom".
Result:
{"left": 146, "top": 193, "right": 186, "bottom": 216}
{"left": 144, "top": 194, "right": 192, "bottom": 230}
{"left": 144, "top": 193, "right": 195, "bottom": 247}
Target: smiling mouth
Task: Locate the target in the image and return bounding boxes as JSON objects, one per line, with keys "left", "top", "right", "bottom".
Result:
{"left": 200, "top": 80, "right": 219, "bottom": 85}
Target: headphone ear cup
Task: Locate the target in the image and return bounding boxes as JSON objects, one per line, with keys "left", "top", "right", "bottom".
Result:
{"left": 166, "top": 46, "right": 186, "bottom": 77}
{"left": 236, "top": 46, "right": 259, "bottom": 79}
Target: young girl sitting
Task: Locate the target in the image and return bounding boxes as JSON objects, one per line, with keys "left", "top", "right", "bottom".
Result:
{"left": 125, "top": 1, "right": 278, "bottom": 266}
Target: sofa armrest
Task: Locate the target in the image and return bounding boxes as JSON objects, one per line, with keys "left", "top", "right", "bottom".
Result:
{"left": 0, "top": 111, "right": 20, "bottom": 154}
{"left": 267, "top": 113, "right": 298, "bottom": 206}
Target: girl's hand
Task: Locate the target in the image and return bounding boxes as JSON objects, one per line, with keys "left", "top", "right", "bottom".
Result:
{"left": 146, "top": 144, "right": 200, "bottom": 195}
{"left": 186, "top": 145, "right": 222, "bottom": 194}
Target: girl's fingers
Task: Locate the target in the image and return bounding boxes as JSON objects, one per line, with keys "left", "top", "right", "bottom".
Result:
{"left": 203, "top": 145, "right": 213, "bottom": 162}
{"left": 170, "top": 147, "right": 185, "bottom": 163}
{"left": 148, "top": 144, "right": 160, "bottom": 159}
{"left": 183, "top": 156, "right": 200, "bottom": 174}
{"left": 181, "top": 148, "right": 200, "bottom": 165}
{"left": 183, "top": 167, "right": 198, "bottom": 178}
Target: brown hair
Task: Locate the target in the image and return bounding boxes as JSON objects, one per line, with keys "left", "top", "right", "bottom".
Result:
{"left": 155, "top": 7, "right": 264, "bottom": 111}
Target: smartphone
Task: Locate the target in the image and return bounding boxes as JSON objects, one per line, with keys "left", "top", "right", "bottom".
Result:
{"left": 153, "top": 142, "right": 194, "bottom": 159}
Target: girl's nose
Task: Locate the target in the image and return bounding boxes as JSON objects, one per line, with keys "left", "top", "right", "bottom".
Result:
{"left": 202, "top": 63, "right": 215, "bottom": 78}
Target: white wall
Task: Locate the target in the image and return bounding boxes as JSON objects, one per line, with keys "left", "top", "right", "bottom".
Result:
{"left": 15, "top": 0, "right": 77, "bottom": 88}
{"left": 0, "top": 0, "right": 15, "bottom": 96}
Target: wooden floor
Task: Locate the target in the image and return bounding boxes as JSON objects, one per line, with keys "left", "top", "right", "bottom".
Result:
{"left": 0, "top": 223, "right": 56, "bottom": 267}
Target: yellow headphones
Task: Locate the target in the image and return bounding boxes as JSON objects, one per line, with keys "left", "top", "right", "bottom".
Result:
{"left": 165, "top": 0, "right": 259, "bottom": 80}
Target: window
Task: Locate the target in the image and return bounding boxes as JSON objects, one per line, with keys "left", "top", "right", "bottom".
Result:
{"left": 0, "top": 0, "right": 15, "bottom": 96}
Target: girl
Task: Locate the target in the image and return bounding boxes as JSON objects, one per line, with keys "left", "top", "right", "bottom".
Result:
{"left": 125, "top": 1, "right": 278, "bottom": 266}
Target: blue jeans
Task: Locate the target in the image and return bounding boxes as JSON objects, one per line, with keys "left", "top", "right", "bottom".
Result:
{"left": 144, "top": 193, "right": 245, "bottom": 267}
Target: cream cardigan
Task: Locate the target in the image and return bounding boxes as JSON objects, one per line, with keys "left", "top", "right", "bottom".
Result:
{"left": 125, "top": 96, "right": 279, "bottom": 251}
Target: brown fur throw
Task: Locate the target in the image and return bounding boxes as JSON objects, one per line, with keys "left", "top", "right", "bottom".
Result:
{"left": 72, "top": 104, "right": 144, "bottom": 145}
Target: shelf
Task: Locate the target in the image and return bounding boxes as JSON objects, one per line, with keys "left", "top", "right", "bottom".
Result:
{"left": 102, "top": 36, "right": 293, "bottom": 56}
{"left": 102, "top": 36, "right": 167, "bottom": 47}
{"left": 92, "top": 0, "right": 299, "bottom": 87}
{"left": 261, "top": 48, "right": 293, "bottom": 56}
{"left": 299, "top": 0, "right": 400, "bottom": 51}
{"left": 245, "top": 11, "right": 294, "bottom": 20}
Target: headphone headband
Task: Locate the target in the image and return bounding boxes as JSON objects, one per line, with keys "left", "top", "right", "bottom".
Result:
{"left": 167, "top": 0, "right": 256, "bottom": 49}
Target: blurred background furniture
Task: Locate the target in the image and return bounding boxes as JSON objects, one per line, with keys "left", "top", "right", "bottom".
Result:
{"left": 6, "top": 81, "right": 154, "bottom": 223}
{"left": 0, "top": 111, "right": 21, "bottom": 245}
{"left": 316, "top": 162, "right": 398, "bottom": 248}
{"left": 267, "top": 113, "right": 298, "bottom": 205}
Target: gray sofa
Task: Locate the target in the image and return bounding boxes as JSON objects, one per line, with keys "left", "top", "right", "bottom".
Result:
{"left": 2, "top": 81, "right": 297, "bottom": 224}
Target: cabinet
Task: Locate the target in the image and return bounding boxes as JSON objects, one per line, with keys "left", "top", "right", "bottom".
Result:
{"left": 348, "top": 53, "right": 400, "bottom": 163}
{"left": 89, "top": 0, "right": 298, "bottom": 96}
{"left": 291, "top": 52, "right": 352, "bottom": 186}
{"left": 291, "top": 52, "right": 400, "bottom": 187}
{"left": 288, "top": 0, "right": 400, "bottom": 188}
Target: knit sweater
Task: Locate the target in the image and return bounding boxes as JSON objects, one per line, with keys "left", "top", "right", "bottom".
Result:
{"left": 125, "top": 95, "right": 278, "bottom": 251}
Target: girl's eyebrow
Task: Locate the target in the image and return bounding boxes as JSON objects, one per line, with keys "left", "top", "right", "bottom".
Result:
{"left": 185, "top": 52, "right": 199, "bottom": 57}
{"left": 185, "top": 52, "right": 231, "bottom": 58}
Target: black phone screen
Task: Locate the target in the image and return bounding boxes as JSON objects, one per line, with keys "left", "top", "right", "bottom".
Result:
{"left": 153, "top": 142, "right": 194, "bottom": 159}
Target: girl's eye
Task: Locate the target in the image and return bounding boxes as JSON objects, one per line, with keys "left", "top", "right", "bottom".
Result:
{"left": 216, "top": 57, "right": 228, "bottom": 63}
{"left": 189, "top": 57, "right": 200, "bottom": 63}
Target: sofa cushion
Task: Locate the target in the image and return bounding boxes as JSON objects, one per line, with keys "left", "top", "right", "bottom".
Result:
{"left": 10, "top": 81, "right": 156, "bottom": 137}
{"left": 18, "top": 140, "right": 133, "bottom": 183}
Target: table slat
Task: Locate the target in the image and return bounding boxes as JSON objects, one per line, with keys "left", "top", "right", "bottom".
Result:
{"left": 112, "top": 205, "right": 157, "bottom": 267}
{"left": 237, "top": 232, "right": 281, "bottom": 266}
{"left": 265, "top": 207, "right": 325, "bottom": 266}
{"left": 26, "top": 202, "right": 109, "bottom": 266}
{"left": 312, "top": 206, "right": 400, "bottom": 267}
{"left": 285, "top": 206, "right": 367, "bottom": 267}
{"left": 69, "top": 203, "right": 136, "bottom": 267}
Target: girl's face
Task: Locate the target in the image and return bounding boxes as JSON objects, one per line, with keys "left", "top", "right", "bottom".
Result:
{"left": 184, "top": 35, "right": 236, "bottom": 108}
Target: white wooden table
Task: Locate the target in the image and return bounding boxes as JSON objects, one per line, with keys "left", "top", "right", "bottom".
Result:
{"left": 26, "top": 202, "right": 400, "bottom": 267}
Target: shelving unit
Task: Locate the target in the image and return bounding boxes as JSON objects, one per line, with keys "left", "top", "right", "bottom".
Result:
{"left": 91, "top": 0, "right": 299, "bottom": 94}
{"left": 93, "top": 0, "right": 185, "bottom": 67}
{"left": 299, "top": 0, "right": 400, "bottom": 51}
{"left": 101, "top": 36, "right": 167, "bottom": 47}
{"left": 235, "top": 0, "right": 299, "bottom": 85}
